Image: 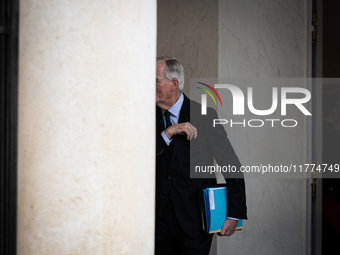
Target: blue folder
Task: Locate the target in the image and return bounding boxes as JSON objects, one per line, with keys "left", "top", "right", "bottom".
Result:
{"left": 200, "top": 185, "right": 243, "bottom": 234}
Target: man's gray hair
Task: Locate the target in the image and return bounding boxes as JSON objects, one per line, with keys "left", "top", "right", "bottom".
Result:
{"left": 157, "top": 57, "right": 184, "bottom": 91}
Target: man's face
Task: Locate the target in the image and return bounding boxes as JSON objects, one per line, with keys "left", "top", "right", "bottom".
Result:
{"left": 156, "top": 62, "right": 174, "bottom": 109}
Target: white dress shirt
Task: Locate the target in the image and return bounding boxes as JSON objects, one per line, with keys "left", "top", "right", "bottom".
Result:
{"left": 161, "top": 93, "right": 184, "bottom": 145}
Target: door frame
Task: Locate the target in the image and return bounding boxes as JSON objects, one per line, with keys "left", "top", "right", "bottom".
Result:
{"left": 310, "top": 0, "right": 323, "bottom": 255}
{"left": 0, "top": 0, "right": 19, "bottom": 254}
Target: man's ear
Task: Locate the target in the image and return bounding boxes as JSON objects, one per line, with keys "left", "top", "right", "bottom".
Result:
{"left": 171, "top": 79, "right": 179, "bottom": 91}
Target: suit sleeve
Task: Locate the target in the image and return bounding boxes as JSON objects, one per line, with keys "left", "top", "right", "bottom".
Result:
{"left": 156, "top": 132, "right": 169, "bottom": 157}
{"left": 205, "top": 107, "right": 247, "bottom": 219}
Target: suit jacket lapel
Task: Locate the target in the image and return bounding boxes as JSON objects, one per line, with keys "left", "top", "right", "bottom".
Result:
{"left": 156, "top": 106, "right": 164, "bottom": 134}
{"left": 156, "top": 94, "right": 190, "bottom": 164}
{"left": 178, "top": 94, "right": 190, "bottom": 123}
{"left": 169, "top": 94, "right": 190, "bottom": 162}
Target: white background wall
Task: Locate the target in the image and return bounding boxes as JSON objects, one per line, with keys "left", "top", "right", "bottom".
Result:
{"left": 218, "top": 0, "right": 309, "bottom": 254}
{"left": 17, "top": 1, "right": 156, "bottom": 254}
{"left": 158, "top": 0, "right": 310, "bottom": 254}
{"left": 157, "top": 0, "right": 219, "bottom": 97}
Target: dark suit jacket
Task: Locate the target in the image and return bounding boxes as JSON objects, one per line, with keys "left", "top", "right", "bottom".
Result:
{"left": 156, "top": 94, "right": 247, "bottom": 238}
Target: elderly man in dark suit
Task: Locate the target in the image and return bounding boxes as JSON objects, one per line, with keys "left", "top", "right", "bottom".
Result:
{"left": 155, "top": 57, "right": 247, "bottom": 255}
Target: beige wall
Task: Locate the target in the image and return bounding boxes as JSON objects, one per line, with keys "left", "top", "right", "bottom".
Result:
{"left": 218, "top": 1, "right": 309, "bottom": 254}
{"left": 157, "top": 0, "right": 310, "bottom": 255}
{"left": 157, "top": 0, "right": 218, "bottom": 97}
{"left": 17, "top": 1, "right": 156, "bottom": 254}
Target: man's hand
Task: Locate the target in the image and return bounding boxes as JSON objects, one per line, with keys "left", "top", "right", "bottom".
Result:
{"left": 164, "top": 122, "right": 197, "bottom": 140}
{"left": 217, "top": 219, "right": 237, "bottom": 237}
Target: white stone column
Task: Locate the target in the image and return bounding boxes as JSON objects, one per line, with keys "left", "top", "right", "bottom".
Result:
{"left": 17, "top": 1, "right": 156, "bottom": 254}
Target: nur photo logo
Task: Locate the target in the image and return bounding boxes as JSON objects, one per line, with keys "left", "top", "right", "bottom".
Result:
{"left": 196, "top": 81, "right": 312, "bottom": 128}
{"left": 196, "top": 82, "right": 223, "bottom": 115}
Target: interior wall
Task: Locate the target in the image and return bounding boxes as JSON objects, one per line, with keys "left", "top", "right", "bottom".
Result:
{"left": 218, "top": 0, "right": 309, "bottom": 255}
{"left": 17, "top": 1, "right": 156, "bottom": 254}
{"left": 157, "top": 0, "right": 310, "bottom": 254}
{"left": 157, "top": 0, "right": 218, "bottom": 97}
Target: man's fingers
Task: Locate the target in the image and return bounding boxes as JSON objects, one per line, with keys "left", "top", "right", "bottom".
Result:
{"left": 192, "top": 125, "right": 197, "bottom": 139}
{"left": 188, "top": 123, "right": 197, "bottom": 140}
{"left": 225, "top": 228, "right": 233, "bottom": 236}
{"left": 183, "top": 123, "right": 191, "bottom": 140}
{"left": 221, "top": 225, "right": 227, "bottom": 236}
{"left": 218, "top": 219, "right": 237, "bottom": 237}
{"left": 189, "top": 125, "right": 194, "bottom": 140}
{"left": 226, "top": 228, "right": 236, "bottom": 236}
{"left": 169, "top": 122, "right": 197, "bottom": 140}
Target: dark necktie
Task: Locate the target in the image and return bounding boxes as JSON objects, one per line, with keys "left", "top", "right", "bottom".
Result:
{"left": 164, "top": 110, "right": 172, "bottom": 129}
